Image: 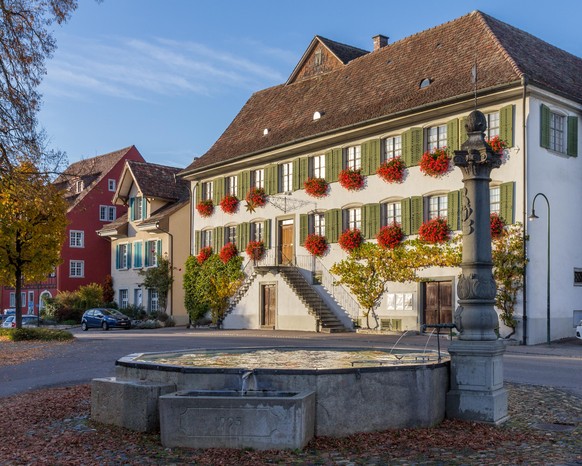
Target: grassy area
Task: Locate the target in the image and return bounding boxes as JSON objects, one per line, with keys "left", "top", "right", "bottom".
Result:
{"left": 0, "top": 327, "right": 74, "bottom": 341}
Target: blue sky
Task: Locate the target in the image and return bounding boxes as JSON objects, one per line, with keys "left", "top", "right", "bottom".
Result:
{"left": 38, "top": 0, "right": 582, "bottom": 168}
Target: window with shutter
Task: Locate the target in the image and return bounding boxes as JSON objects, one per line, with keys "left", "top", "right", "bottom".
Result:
{"left": 362, "top": 204, "right": 380, "bottom": 239}
{"left": 499, "top": 105, "right": 514, "bottom": 147}
{"left": 567, "top": 116, "right": 578, "bottom": 157}
{"left": 362, "top": 139, "right": 381, "bottom": 175}
{"left": 500, "top": 182, "right": 514, "bottom": 224}
{"left": 447, "top": 119, "right": 459, "bottom": 154}
{"left": 299, "top": 214, "right": 308, "bottom": 246}
{"left": 401, "top": 199, "right": 411, "bottom": 235}
{"left": 403, "top": 127, "right": 424, "bottom": 166}
{"left": 263, "top": 219, "right": 272, "bottom": 249}
{"left": 447, "top": 191, "right": 461, "bottom": 231}
{"left": 324, "top": 209, "right": 340, "bottom": 243}
{"left": 410, "top": 196, "right": 423, "bottom": 234}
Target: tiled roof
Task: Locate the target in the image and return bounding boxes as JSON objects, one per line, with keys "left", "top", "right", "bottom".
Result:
{"left": 97, "top": 212, "right": 128, "bottom": 236}
{"left": 317, "top": 36, "right": 369, "bottom": 65}
{"left": 181, "top": 11, "right": 582, "bottom": 175}
{"left": 127, "top": 160, "right": 190, "bottom": 201}
{"left": 138, "top": 199, "right": 190, "bottom": 227}
{"left": 54, "top": 146, "right": 137, "bottom": 208}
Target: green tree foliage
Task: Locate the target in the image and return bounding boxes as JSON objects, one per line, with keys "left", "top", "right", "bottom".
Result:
{"left": 331, "top": 240, "right": 461, "bottom": 328}
{"left": 492, "top": 223, "right": 527, "bottom": 337}
{"left": 183, "top": 254, "right": 244, "bottom": 326}
{"left": 102, "top": 274, "right": 114, "bottom": 304}
{"left": 139, "top": 255, "right": 173, "bottom": 312}
{"left": 42, "top": 282, "right": 104, "bottom": 323}
{"left": 1, "top": 0, "right": 78, "bottom": 174}
{"left": 0, "top": 162, "right": 67, "bottom": 327}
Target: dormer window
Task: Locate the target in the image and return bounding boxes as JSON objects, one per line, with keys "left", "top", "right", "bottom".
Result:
{"left": 73, "top": 179, "right": 84, "bottom": 193}
{"left": 314, "top": 49, "right": 323, "bottom": 67}
{"left": 419, "top": 78, "right": 432, "bottom": 89}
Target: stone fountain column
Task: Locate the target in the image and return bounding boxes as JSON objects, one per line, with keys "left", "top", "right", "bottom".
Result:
{"left": 446, "top": 110, "right": 508, "bottom": 424}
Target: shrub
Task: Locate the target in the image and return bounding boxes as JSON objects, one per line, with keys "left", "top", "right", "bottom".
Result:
{"left": 0, "top": 328, "right": 74, "bottom": 341}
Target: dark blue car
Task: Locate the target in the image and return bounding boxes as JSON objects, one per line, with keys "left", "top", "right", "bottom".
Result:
{"left": 81, "top": 308, "right": 131, "bottom": 331}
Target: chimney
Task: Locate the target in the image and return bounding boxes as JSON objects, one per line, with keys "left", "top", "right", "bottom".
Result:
{"left": 372, "top": 34, "right": 389, "bottom": 51}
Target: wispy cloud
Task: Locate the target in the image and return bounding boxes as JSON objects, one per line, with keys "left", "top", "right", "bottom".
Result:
{"left": 43, "top": 34, "right": 290, "bottom": 102}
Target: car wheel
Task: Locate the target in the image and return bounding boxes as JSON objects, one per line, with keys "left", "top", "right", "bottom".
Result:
{"left": 102, "top": 321, "right": 109, "bottom": 331}
{"left": 81, "top": 322, "right": 88, "bottom": 331}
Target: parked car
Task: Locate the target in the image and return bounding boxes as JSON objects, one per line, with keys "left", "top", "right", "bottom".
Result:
{"left": 576, "top": 320, "right": 582, "bottom": 340}
{"left": 2, "top": 309, "right": 15, "bottom": 321}
{"left": 81, "top": 308, "right": 131, "bottom": 331}
{"left": 1, "top": 315, "right": 39, "bottom": 328}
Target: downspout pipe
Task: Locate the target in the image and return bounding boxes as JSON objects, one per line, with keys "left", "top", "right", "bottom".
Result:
{"left": 156, "top": 221, "right": 174, "bottom": 316}
{"left": 521, "top": 75, "right": 528, "bottom": 346}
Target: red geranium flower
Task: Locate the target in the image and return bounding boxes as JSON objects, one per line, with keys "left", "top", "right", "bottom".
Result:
{"left": 219, "top": 195, "right": 239, "bottom": 214}
{"left": 197, "top": 246, "right": 213, "bottom": 264}
{"left": 486, "top": 136, "right": 509, "bottom": 155}
{"left": 304, "top": 234, "right": 328, "bottom": 257}
{"left": 418, "top": 217, "right": 450, "bottom": 243}
{"left": 219, "top": 242, "right": 238, "bottom": 263}
{"left": 245, "top": 187, "right": 266, "bottom": 209}
{"left": 196, "top": 199, "right": 214, "bottom": 217}
{"left": 419, "top": 148, "right": 450, "bottom": 177}
{"left": 376, "top": 223, "right": 404, "bottom": 249}
{"left": 377, "top": 157, "right": 406, "bottom": 183}
{"left": 490, "top": 212, "right": 505, "bottom": 239}
{"left": 245, "top": 240, "right": 265, "bottom": 261}
{"left": 304, "top": 177, "right": 329, "bottom": 198}
{"left": 338, "top": 168, "right": 365, "bottom": 191}
{"left": 338, "top": 228, "right": 364, "bottom": 252}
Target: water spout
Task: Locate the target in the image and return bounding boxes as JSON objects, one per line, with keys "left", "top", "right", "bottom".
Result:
{"left": 423, "top": 328, "right": 436, "bottom": 355}
{"left": 389, "top": 330, "right": 411, "bottom": 355}
{"left": 240, "top": 370, "right": 257, "bottom": 395}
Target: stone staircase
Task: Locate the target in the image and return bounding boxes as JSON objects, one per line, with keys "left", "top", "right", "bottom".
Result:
{"left": 278, "top": 266, "right": 351, "bottom": 333}
{"left": 227, "top": 270, "right": 258, "bottom": 313}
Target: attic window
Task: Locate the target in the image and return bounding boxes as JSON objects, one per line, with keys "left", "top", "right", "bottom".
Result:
{"left": 314, "top": 49, "right": 323, "bottom": 67}
{"left": 419, "top": 78, "right": 432, "bottom": 89}
{"left": 263, "top": 128, "right": 269, "bottom": 136}
{"left": 313, "top": 111, "right": 323, "bottom": 121}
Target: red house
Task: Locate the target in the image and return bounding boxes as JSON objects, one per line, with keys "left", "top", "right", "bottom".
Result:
{"left": 0, "top": 146, "right": 145, "bottom": 315}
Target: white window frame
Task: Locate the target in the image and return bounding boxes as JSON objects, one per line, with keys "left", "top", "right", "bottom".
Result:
{"left": 383, "top": 136, "right": 402, "bottom": 161}
{"left": 144, "top": 239, "right": 160, "bottom": 268}
{"left": 9, "top": 292, "right": 15, "bottom": 307}
{"left": 345, "top": 207, "right": 362, "bottom": 230}
{"left": 427, "top": 125, "right": 447, "bottom": 152}
{"left": 201, "top": 181, "right": 213, "bottom": 201}
{"left": 226, "top": 176, "right": 238, "bottom": 196}
{"left": 280, "top": 162, "right": 293, "bottom": 193}
{"left": 201, "top": 230, "right": 212, "bottom": 249}
{"left": 225, "top": 225, "right": 237, "bottom": 245}
{"left": 550, "top": 111, "right": 566, "bottom": 153}
{"left": 118, "top": 243, "right": 129, "bottom": 269}
{"left": 486, "top": 111, "right": 500, "bottom": 139}
{"left": 74, "top": 179, "right": 84, "bottom": 193}
{"left": 311, "top": 213, "right": 325, "bottom": 236}
{"left": 108, "top": 179, "right": 116, "bottom": 192}
{"left": 251, "top": 222, "right": 264, "bottom": 242}
{"left": 70, "top": 260, "right": 84, "bottom": 278}
{"left": 251, "top": 169, "right": 264, "bottom": 189}
{"left": 134, "top": 197, "right": 143, "bottom": 221}
{"left": 69, "top": 230, "right": 84, "bottom": 248}
{"left": 149, "top": 289, "right": 159, "bottom": 312}
{"left": 119, "top": 289, "right": 129, "bottom": 309}
{"left": 311, "top": 154, "right": 325, "bottom": 179}
{"left": 100, "top": 205, "right": 116, "bottom": 222}
{"left": 346, "top": 145, "right": 361, "bottom": 170}
{"left": 428, "top": 195, "right": 448, "bottom": 220}
{"left": 490, "top": 186, "right": 501, "bottom": 215}
{"left": 383, "top": 202, "right": 402, "bottom": 225}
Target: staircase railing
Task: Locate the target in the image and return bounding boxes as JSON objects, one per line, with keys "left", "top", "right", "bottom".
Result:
{"left": 313, "top": 257, "right": 361, "bottom": 322}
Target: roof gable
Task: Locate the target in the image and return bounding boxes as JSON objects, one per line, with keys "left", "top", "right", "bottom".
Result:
{"left": 182, "top": 11, "right": 582, "bottom": 176}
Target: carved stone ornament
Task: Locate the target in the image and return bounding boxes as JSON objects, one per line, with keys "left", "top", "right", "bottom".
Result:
{"left": 453, "top": 305, "right": 464, "bottom": 333}
{"left": 457, "top": 273, "right": 497, "bottom": 300}
{"left": 461, "top": 187, "right": 474, "bottom": 235}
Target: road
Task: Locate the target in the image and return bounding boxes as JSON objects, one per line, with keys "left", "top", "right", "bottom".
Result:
{"left": 1, "top": 327, "right": 581, "bottom": 398}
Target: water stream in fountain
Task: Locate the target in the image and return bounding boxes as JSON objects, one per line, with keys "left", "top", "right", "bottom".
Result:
{"left": 423, "top": 328, "right": 436, "bottom": 355}
{"left": 240, "top": 370, "right": 257, "bottom": 395}
{"left": 389, "top": 330, "right": 412, "bottom": 355}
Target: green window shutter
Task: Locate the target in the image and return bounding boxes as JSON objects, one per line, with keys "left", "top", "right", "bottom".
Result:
{"left": 127, "top": 243, "right": 132, "bottom": 268}
{"left": 195, "top": 184, "right": 202, "bottom": 205}
{"left": 540, "top": 104, "right": 551, "bottom": 149}
{"left": 401, "top": 199, "right": 411, "bottom": 235}
{"left": 115, "top": 244, "right": 120, "bottom": 269}
{"left": 500, "top": 105, "right": 514, "bottom": 147}
{"left": 194, "top": 231, "right": 201, "bottom": 255}
{"left": 325, "top": 209, "right": 340, "bottom": 243}
{"left": 325, "top": 148, "right": 343, "bottom": 182}
{"left": 134, "top": 242, "right": 142, "bottom": 268}
{"left": 129, "top": 197, "right": 135, "bottom": 221}
{"left": 299, "top": 157, "right": 309, "bottom": 185}
{"left": 459, "top": 116, "right": 468, "bottom": 147}
{"left": 238, "top": 171, "right": 250, "bottom": 199}
{"left": 324, "top": 150, "right": 334, "bottom": 182}
{"left": 157, "top": 239, "right": 162, "bottom": 257}
{"left": 212, "top": 227, "right": 223, "bottom": 250}
{"left": 236, "top": 222, "right": 250, "bottom": 251}
{"left": 447, "top": 119, "right": 459, "bottom": 154}
{"left": 292, "top": 158, "right": 301, "bottom": 191}
{"left": 410, "top": 196, "right": 423, "bottom": 234}
{"left": 212, "top": 177, "right": 224, "bottom": 204}
{"left": 447, "top": 190, "right": 461, "bottom": 231}
{"left": 299, "top": 214, "right": 308, "bottom": 245}
{"left": 362, "top": 139, "right": 381, "bottom": 176}
{"left": 567, "top": 116, "right": 578, "bottom": 157}
{"left": 403, "top": 128, "right": 423, "bottom": 166}
{"left": 142, "top": 197, "right": 147, "bottom": 219}
{"left": 263, "top": 219, "right": 271, "bottom": 249}
{"left": 362, "top": 203, "right": 380, "bottom": 239}
{"left": 361, "top": 141, "right": 370, "bottom": 176}
{"left": 500, "top": 182, "right": 514, "bottom": 224}
{"left": 265, "top": 164, "right": 278, "bottom": 195}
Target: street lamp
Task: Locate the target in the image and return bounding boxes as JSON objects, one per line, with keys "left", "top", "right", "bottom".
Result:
{"left": 528, "top": 193, "right": 551, "bottom": 345}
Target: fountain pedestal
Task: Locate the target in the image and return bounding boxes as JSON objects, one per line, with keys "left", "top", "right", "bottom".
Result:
{"left": 447, "top": 110, "right": 508, "bottom": 423}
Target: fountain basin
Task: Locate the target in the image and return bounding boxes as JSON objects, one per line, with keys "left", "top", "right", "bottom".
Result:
{"left": 159, "top": 389, "right": 315, "bottom": 450}
{"left": 108, "top": 347, "right": 449, "bottom": 437}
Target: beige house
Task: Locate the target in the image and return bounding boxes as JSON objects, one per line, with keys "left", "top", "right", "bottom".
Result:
{"left": 179, "top": 11, "right": 582, "bottom": 343}
{"left": 99, "top": 160, "right": 190, "bottom": 325}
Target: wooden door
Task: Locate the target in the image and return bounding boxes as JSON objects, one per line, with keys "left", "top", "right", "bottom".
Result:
{"left": 280, "top": 222, "right": 294, "bottom": 265}
{"left": 423, "top": 281, "right": 453, "bottom": 326}
{"left": 261, "top": 284, "right": 276, "bottom": 328}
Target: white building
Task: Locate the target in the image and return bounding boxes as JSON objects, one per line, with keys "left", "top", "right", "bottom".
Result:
{"left": 179, "top": 11, "right": 581, "bottom": 344}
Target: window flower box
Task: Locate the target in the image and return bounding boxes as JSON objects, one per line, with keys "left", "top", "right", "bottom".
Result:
{"left": 245, "top": 240, "right": 265, "bottom": 261}
{"left": 245, "top": 187, "right": 267, "bottom": 211}
{"left": 219, "top": 195, "right": 239, "bottom": 214}
{"left": 338, "top": 228, "right": 364, "bottom": 253}
{"left": 338, "top": 168, "right": 365, "bottom": 191}
{"left": 197, "top": 246, "right": 213, "bottom": 264}
{"left": 376, "top": 223, "right": 404, "bottom": 249}
{"left": 304, "top": 177, "right": 329, "bottom": 198}
{"left": 418, "top": 217, "right": 450, "bottom": 243}
{"left": 486, "top": 135, "right": 509, "bottom": 155}
{"left": 377, "top": 157, "right": 406, "bottom": 184}
{"left": 419, "top": 148, "right": 450, "bottom": 177}
{"left": 196, "top": 199, "right": 214, "bottom": 217}
{"left": 304, "top": 234, "right": 328, "bottom": 257}
{"left": 219, "top": 242, "right": 238, "bottom": 264}
{"left": 490, "top": 212, "right": 505, "bottom": 239}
